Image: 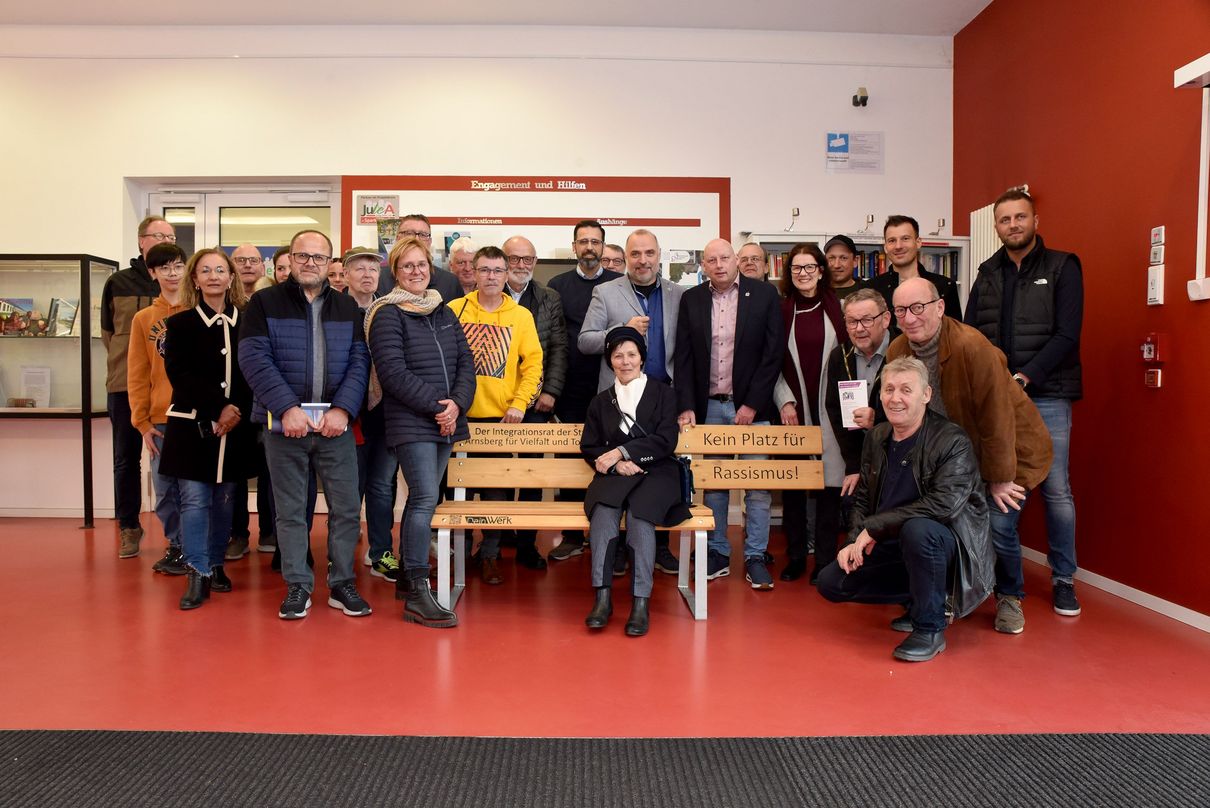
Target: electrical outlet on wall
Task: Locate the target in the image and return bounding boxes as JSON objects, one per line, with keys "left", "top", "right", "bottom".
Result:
{"left": 1147, "top": 265, "right": 1165, "bottom": 305}
{"left": 1150, "top": 225, "right": 1166, "bottom": 245}
{"left": 1150, "top": 245, "right": 1164, "bottom": 265}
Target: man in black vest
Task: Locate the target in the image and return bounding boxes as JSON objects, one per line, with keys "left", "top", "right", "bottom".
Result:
{"left": 965, "top": 189, "right": 1084, "bottom": 618}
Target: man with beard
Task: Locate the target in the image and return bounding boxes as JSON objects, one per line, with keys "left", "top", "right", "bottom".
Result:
{"left": 546, "top": 220, "right": 623, "bottom": 561}
{"left": 502, "top": 234, "right": 568, "bottom": 570}
{"left": 823, "top": 235, "right": 867, "bottom": 300}
{"left": 965, "top": 189, "right": 1084, "bottom": 618}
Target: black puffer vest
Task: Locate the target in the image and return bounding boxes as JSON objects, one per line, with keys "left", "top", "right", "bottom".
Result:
{"left": 969, "top": 237, "right": 1082, "bottom": 400}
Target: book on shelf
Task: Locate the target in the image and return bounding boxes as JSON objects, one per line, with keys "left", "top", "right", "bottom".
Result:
{"left": 48, "top": 298, "right": 78, "bottom": 336}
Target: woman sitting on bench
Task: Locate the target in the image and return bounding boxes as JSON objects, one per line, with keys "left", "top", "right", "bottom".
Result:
{"left": 581, "top": 326, "right": 690, "bottom": 637}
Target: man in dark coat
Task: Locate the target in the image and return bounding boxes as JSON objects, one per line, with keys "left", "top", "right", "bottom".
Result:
{"left": 817, "top": 357, "right": 993, "bottom": 663}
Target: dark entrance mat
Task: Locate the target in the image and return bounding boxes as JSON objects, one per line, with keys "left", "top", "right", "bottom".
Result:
{"left": 1, "top": 731, "right": 1206, "bottom": 807}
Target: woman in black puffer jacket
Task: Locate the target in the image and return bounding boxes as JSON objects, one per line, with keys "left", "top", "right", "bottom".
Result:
{"left": 367, "top": 237, "right": 476, "bottom": 628}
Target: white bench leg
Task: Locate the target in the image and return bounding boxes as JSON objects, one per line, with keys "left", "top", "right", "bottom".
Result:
{"left": 436, "top": 527, "right": 452, "bottom": 609}
{"left": 675, "top": 528, "right": 709, "bottom": 620}
{"left": 452, "top": 527, "right": 466, "bottom": 609}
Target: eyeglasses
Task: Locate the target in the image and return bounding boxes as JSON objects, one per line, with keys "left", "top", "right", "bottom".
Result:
{"left": 506, "top": 255, "right": 536, "bottom": 267}
{"left": 476, "top": 267, "right": 507, "bottom": 277}
{"left": 155, "top": 262, "right": 186, "bottom": 276}
{"left": 737, "top": 255, "right": 764, "bottom": 265}
{"left": 575, "top": 238, "right": 603, "bottom": 248}
{"left": 396, "top": 261, "right": 429, "bottom": 273}
{"left": 893, "top": 299, "right": 940, "bottom": 318}
{"left": 600, "top": 257, "right": 626, "bottom": 268}
{"left": 400, "top": 230, "right": 432, "bottom": 241}
{"left": 232, "top": 256, "right": 263, "bottom": 266}
{"left": 290, "top": 252, "right": 331, "bottom": 267}
{"left": 789, "top": 263, "right": 822, "bottom": 275}
{"left": 844, "top": 313, "right": 886, "bottom": 330}
{"left": 196, "top": 265, "right": 229, "bottom": 277}
{"left": 140, "top": 232, "right": 176, "bottom": 243}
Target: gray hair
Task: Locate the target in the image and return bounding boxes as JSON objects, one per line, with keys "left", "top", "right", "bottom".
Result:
{"left": 842, "top": 287, "right": 887, "bottom": 313}
{"left": 882, "top": 356, "right": 930, "bottom": 391}
{"left": 447, "top": 236, "right": 479, "bottom": 257}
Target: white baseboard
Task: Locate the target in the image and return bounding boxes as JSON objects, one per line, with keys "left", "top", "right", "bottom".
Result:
{"left": 0, "top": 508, "right": 115, "bottom": 519}
{"left": 1021, "top": 546, "right": 1210, "bottom": 633}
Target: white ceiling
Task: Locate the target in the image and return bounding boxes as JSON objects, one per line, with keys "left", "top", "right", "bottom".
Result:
{"left": 0, "top": 0, "right": 993, "bottom": 36}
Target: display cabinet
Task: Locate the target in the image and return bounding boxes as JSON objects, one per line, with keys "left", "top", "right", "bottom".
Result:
{"left": 0, "top": 254, "right": 119, "bottom": 525}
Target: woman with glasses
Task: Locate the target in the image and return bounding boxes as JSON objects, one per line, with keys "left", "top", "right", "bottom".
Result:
{"left": 774, "top": 243, "right": 848, "bottom": 583}
{"left": 159, "top": 248, "right": 254, "bottom": 610}
{"left": 366, "top": 237, "right": 475, "bottom": 628}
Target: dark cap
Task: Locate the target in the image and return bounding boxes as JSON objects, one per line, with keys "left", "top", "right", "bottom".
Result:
{"left": 823, "top": 234, "right": 858, "bottom": 255}
{"left": 605, "top": 325, "right": 648, "bottom": 367}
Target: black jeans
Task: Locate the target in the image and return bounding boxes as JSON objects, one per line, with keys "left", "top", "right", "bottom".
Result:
{"left": 816, "top": 517, "right": 958, "bottom": 632}
{"left": 107, "top": 392, "right": 143, "bottom": 530}
{"left": 784, "top": 486, "right": 841, "bottom": 569}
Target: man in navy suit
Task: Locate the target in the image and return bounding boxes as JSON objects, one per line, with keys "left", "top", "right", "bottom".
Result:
{"left": 675, "top": 239, "right": 785, "bottom": 588}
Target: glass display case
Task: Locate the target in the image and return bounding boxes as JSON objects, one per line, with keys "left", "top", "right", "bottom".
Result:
{"left": 0, "top": 254, "right": 116, "bottom": 417}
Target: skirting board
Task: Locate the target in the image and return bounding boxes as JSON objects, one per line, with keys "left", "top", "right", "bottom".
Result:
{"left": 1020, "top": 546, "right": 1210, "bottom": 634}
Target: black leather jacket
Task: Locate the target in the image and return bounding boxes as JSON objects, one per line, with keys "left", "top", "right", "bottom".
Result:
{"left": 848, "top": 409, "right": 994, "bottom": 618}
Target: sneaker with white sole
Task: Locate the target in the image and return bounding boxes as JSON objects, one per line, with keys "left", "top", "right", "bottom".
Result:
{"left": 370, "top": 551, "right": 400, "bottom": 582}
{"left": 744, "top": 557, "right": 774, "bottom": 590}
{"left": 705, "top": 550, "right": 730, "bottom": 580}
{"left": 549, "top": 540, "right": 585, "bottom": 561}
{"left": 278, "top": 584, "right": 312, "bottom": 620}
{"left": 1052, "top": 581, "right": 1082, "bottom": 616}
{"left": 328, "top": 582, "right": 372, "bottom": 617}
{"left": 994, "top": 594, "right": 1025, "bottom": 634}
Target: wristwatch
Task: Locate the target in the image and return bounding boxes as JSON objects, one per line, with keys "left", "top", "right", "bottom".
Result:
{"left": 1011, "top": 373, "right": 1028, "bottom": 389}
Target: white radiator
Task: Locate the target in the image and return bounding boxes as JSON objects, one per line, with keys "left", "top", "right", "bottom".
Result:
{"left": 969, "top": 201, "right": 999, "bottom": 272}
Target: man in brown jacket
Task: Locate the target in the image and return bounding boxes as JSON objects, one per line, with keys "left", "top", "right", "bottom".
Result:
{"left": 887, "top": 277, "right": 1052, "bottom": 635}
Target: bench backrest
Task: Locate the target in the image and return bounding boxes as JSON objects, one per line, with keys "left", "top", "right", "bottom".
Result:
{"left": 449, "top": 423, "right": 823, "bottom": 491}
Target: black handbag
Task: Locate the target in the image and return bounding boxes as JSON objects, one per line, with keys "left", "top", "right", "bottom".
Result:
{"left": 611, "top": 398, "right": 694, "bottom": 506}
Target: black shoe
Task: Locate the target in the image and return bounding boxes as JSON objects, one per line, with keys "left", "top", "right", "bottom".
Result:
{"left": 328, "top": 582, "right": 372, "bottom": 617}
{"left": 210, "top": 566, "right": 232, "bottom": 593}
{"left": 705, "top": 550, "right": 730, "bottom": 580}
{"left": 515, "top": 545, "right": 548, "bottom": 570}
{"left": 779, "top": 558, "right": 807, "bottom": 582}
{"left": 404, "top": 574, "right": 458, "bottom": 628}
{"left": 585, "top": 588, "right": 612, "bottom": 629}
{"left": 892, "top": 630, "right": 946, "bottom": 662}
{"left": 654, "top": 546, "right": 679, "bottom": 575}
{"left": 153, "top": 546, "right": 188, "bottom": 576}
{"left": 180, "top": 571, "right": 206, "bottom": 611}
{"left": 278, "top": 584, "right": 312, "bottom": 620}
{"left": 624, "top": 597, "right": 649, "bottom": 637}
{"left": 890, "top": 608, "right": 913, "bottom": 633}
{"left": 1053, "top": 581, "right": 1082, "bottom": 616}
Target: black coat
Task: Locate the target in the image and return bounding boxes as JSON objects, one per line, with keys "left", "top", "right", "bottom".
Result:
{"left": 674, "top": 275, "right": 784, "bottom": 423}
{"left": 159, "top": 303, "right": 255, "bottom": 484}
{"left": 367, "top": 301, "right": 476, "bottom": 448}
{"left": 516, "top": 281, "right": 568, "bottom": 400}
{"left": 849, "top": 409, "right": 993, "bottom": 618}
{"left": 581, "top": 380, "right": 690, "bottom": 527}
{"left": 823, "top": 342, "right": 887, "bottom": 476}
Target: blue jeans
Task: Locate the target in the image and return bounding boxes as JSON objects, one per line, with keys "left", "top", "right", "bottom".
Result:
{"left": 148, "top": 433, "right": 181, "bottom": 549}
{"left": 178, "top": 479, "right": 234, "bottom": 575}
{"left": 703, "top": 398, "right": 771, "bottom": 558}
{"left": 1034, "top": 397, "right": 1077, "bottom": 583}
{"left": 816, "top": 517, "right": 957, "bottom": 632}
{"left": 265, "top": 429, "right": 361, "bottom": 592}
{"left": 987, "top": 494, "right": 1026, "bottom": 598}
{"left": 395, "top": 441, "right": 453, "bottom": 574}
{"left": 357, "top": 433, "right": 401, "bottom": 562}
{"left": 108, "top": 392, "right": 143, "bottom": 529}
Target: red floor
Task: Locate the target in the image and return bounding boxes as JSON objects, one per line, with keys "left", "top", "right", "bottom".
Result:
{"left": 3, "top": 516, "right": 1209, "bottom": 738}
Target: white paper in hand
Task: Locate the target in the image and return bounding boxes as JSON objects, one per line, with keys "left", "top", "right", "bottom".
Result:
{"left": 838, "top": 380, "right": 868, "bottom": 429}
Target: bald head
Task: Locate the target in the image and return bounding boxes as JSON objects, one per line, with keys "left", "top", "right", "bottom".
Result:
{"left": 892, "top": 277, "right": 944, "bottom": 345}
{"left": 702, "top": 238, "right": 738, "bottom": 290}
{"left": 231, "top": 243, "right": 265, "bottom": 292}
{"left": 502, "top": 235, "right": 537, "bottom": 292}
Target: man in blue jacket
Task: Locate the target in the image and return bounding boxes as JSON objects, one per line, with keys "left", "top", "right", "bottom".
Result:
{"left": 240, "top": 230, "right": 372, "bottom": 621}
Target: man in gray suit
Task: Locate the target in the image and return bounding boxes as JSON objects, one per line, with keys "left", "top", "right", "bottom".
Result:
{"left": 578, "top": 228, "right": 685, "bottom": 575}
{"left": 579, "top": 228, "right": 684, "bottom": 391}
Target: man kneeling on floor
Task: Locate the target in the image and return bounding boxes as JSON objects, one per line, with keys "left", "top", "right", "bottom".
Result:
{"left": 816, "top": 357, "right": 994, "bottom": 662}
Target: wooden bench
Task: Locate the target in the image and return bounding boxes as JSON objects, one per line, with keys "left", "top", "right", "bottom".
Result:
{"left": 431, "top": 422, "right": 823, "bottom": 620}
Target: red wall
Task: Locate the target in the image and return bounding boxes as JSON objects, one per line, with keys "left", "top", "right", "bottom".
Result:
{"left": 954, "top": 0, "right": 1210, "bottom": 615}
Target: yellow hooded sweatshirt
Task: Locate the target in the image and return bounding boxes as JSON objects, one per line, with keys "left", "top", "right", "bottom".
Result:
{"left": 451, "top": 291, "right": 544, "bottom": 419}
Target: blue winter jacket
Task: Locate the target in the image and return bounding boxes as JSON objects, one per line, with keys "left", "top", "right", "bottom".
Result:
{"left": 238, "top": 277, "right": 370, "bottom": 425}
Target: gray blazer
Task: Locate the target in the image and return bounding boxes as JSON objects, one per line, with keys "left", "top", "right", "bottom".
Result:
{"left": 578, "top": 275, "right": 685, "bottom": 391}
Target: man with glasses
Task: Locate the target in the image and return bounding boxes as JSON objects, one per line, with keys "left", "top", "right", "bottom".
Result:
{"left": 823, "top": 235, "right": 867, "bottom": 300}
{"left": 375, "top": 214, "right": 461, "bottom": 301}
{"left": 737, "top": 242, "right": 771, "bottom": 282}
{"left": 501, "top": 235, "right": 568, "bottom": 569}
{"left": 546, "top": 220, "right": 623, "bottom": 561}
{"left": 887, "top": 277, "right": 1052, "bottom": 636}
{"left": 453, "top": 246, "right": 544, "bottom": 585}
{"left": 104, "top": 215, "right": 175, "bottom": 560}
{"left": 870, "top": 216, "right": 962, "bottom": 331}
{"left": 231, "top": 244, "right": 267, "bottom": 299}
{"left": 965, "top": 189, "right": 1085, "bottom": 619}
{"left": 579, "top": 229, "right": 686, "bottom": 576}
{"left": 675, "top": 238, "right": 784, "bottom": 586}
{"left": 600, "top": 243, "right": 626, "bottom": 274}
{"left": 240, "top": 229, "right": 372, "bottom": 620}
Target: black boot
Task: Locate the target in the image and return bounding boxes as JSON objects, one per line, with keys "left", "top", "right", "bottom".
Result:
{"left": 180, "top": 571, "right": 206, "bottom": 610}
{"left": 585, "top": 587, "right": 612, "bottom": 629}
{"left": 210, "top": 565, "right": 232, "bottom": 593}
{"left": 403, "top": 572, "right": 457, "bottom": 628}
{"left": 625, "top": 596, "right": 649, "bottom": 637}
{"left": 395, "top": 573, "right": 410, "bottom": 601}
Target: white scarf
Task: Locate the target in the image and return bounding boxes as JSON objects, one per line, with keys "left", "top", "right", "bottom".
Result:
{"left": 613, "top": 373, "right": 648, "bottom": 433}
